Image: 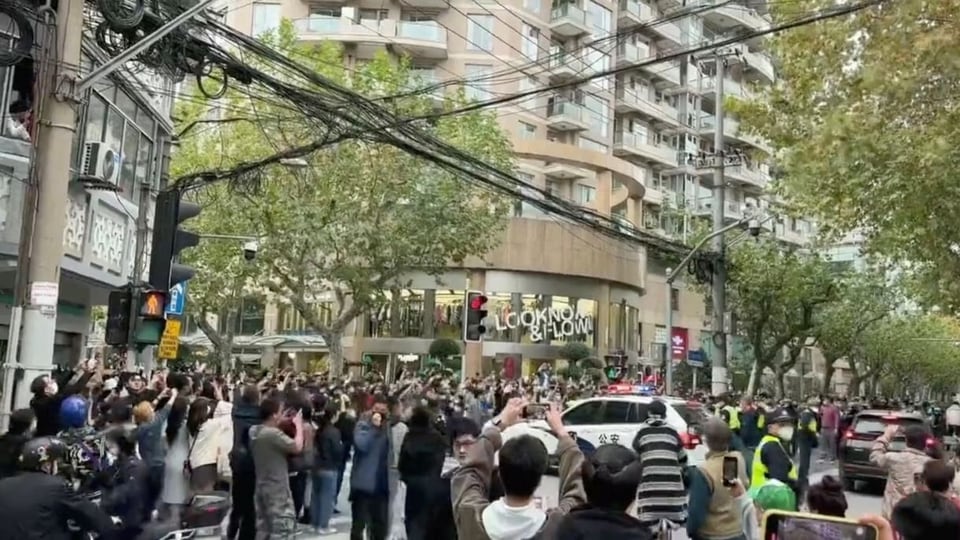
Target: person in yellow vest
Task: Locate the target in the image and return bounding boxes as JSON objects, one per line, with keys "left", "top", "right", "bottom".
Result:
{"left": 716, "top": 394, "right": 741, "bottom": 436}
{"left": 796, "top": 397, "right": 821, "bottom": 496}
{"left": 750, "top": 407, "right": 800, "bottom": 508}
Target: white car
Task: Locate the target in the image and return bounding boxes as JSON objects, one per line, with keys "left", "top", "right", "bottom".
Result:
{"left": 500, "top": 395, "right": 710, "bottom": 469}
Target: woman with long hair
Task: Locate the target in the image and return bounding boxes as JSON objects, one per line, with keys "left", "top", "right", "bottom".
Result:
{"left": 159, "top": 372, "right": 192, "bottom": 520}
{"left": 311, "top": 400, "right": 343, "bottom": 535}
{"left": 186, "top": 397, "right": 217, "bottom": 492}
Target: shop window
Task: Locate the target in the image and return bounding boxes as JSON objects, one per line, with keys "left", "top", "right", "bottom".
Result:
{"left": 364, "top": 289, "right": 425, "bottom": 338}
{"left": 433, "top": 289, "right": 466, "bottom": 340}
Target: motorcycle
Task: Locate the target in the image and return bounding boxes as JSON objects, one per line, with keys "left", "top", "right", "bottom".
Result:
{"left": 134, "top": 491, "right": 230, "bottom": 540}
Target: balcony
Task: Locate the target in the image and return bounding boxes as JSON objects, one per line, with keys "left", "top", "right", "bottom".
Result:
{"left": 547, "top": 50, "right": 590, "bottom": 81}
{"left": 725, "top": 165, "right": 770, "bottom": 190}
{"left": 776, "top": 224, "right": 807, "bottom": 245}
{"left": 613, "top": 131, "right": 678, "bottom": 167}
{"left": 648, "top": 60, "right": 681, "bottom": 87}
{"left": 549, "top": 4, "right": 590, "bottom": 37}
{"left": 693, "top": 198, "right": 743, "bottom": 221}
{"left": 544, "top": 162, "right": 588, "bottom": 180}
{"left": 618, "top": 0, "right": 654, "bottom": 27}
{"left": 701, "top": 76, "right": 753, "bottom": 99}
{"left": 614, "top": 86, "right": 679, "bottom": 126}
{"left": 706, "top": 3, "right": 771, "bottom": 33}
{"left": 616, "top": 42, "right": 650, "bottom": 67}
{"left": 294, "top": 18, "right": 447, "bottom": 58}
{"left": 402, "top": 0, "right": 450, "bottom": 9}
{"left": 742, "top": 49, "right": 775, "bottom": 83}
{"left": 546, "top": 101, "right": 588, "bottom": 131}
{"left": 395, "top": 21, "right": 448, "bottom": 59}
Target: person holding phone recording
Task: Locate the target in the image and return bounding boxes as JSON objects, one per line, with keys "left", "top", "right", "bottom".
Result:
{"left": 687, "top": 418, "right": 751, "bottom": 540}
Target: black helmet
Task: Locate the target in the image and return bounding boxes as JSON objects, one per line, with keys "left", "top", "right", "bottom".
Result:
{"left": 765, "top": 407, "right": 794, "bottom": 427}
{"left": 19, "top": 436, "right": 67, "bottom": 471}
{"left": 102, "top": 425, "right": 138, "bottom": 456}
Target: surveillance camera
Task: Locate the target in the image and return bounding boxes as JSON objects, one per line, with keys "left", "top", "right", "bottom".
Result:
{"left": 747, "top": 219, "right": 761, "bottom": 237}
{"left": 242, "top": 240, "right": 259, "bottom": 261}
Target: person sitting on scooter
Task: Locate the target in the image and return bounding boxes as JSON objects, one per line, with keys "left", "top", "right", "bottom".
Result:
{"left": 0, "top": 436, "right": 118, "bottom": 540}
{"left": 98, "top": 425, "right": 151, "bottom": 539}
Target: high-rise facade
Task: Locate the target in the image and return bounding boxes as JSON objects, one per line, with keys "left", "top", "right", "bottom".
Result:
{"left": 204, "top": 0, "right": 809, "bottom": 376}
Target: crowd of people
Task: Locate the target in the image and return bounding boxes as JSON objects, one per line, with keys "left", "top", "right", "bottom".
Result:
{"left": 0, "top": 357, "right": 953, "bottom": 540}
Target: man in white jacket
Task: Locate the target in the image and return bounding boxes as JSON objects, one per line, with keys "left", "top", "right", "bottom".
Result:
{"left": 946, "top": 400, "right": 960, "bottom": 437}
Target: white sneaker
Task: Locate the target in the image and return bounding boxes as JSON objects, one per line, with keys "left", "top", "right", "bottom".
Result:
{"left": 318, "top": 527, "right": 338, "bottom": 535}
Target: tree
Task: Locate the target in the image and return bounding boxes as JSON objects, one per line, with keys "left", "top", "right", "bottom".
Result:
{"left": 557, "top": 342, "right": 593, "bottom": 364}
{"left": 728, "top": 0, "right": 960, "bottom": 311}
{"left": 855, "top": 315, "right": 960, "bottom": 397}
{"left": 725, "top": 240, "right": 837, "bottom": 397}
{"left": 428, "top": 338, "right": 461, "bottom": 371}
{"left": 172, "top": 23, "right": 514, "bottom": 375}
{"left": 814, "top": 270, "right": 896, "bottom": 392}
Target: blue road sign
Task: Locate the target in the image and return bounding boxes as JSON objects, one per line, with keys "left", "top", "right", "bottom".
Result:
{"left": 165, "top": 282, "right": 186, "bottom": 316}
{"left": 687, "top": 349, "right": 705, "bottom": 368}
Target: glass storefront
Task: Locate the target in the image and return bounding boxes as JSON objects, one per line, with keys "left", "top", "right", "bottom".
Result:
{"left": 362, "top": 288, "right": 598, "bottom": 346}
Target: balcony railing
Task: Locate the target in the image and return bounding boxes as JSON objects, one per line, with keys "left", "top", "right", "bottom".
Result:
{"left": 547, "top": 101, "right": 585, "bottom": 122}
{"left": 397, "top": 21, "right": 445, "bottom": 42}
{"left": 551, "top": 3, "right": 587, "bottom": 25}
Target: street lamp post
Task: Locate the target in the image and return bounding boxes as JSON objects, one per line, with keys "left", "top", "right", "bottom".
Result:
{"left": 664, "top": 214, "right": 773, "bottom": 395}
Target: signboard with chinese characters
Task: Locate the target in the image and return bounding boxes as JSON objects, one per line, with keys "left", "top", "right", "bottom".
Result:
{"left": 671, "top": 327, "right": 689, "bottom": 362}
{"left": 492, "top": 307, "right": 594, "bottom": 343}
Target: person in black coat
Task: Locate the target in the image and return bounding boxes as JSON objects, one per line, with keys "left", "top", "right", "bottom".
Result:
{"left": 398, "top": 406, "right": 449, "bottom": 540}
{"left": 29, "top": 362, "right": 94, "bottom": 437}
{"left": 98, "top": 426, "right": 150, "bottom": 540}
{"left": 0, "top": 408, "right": 35, "bottom": 479}
{"left": 333, "top": 406, "right": 356, "bottom": 510}
{"left": 227, "top": 384, "right": 262, "bottom": 540}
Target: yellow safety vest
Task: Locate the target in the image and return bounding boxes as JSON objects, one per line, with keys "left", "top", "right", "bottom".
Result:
{"left": 751, "top": 434, "right": 799, "bottom": 489}
{"left": 757, "top": 414, "right": 765, "bottom": 430}
{"left": 723, "top": 405, "right": 741, "bottom": 430}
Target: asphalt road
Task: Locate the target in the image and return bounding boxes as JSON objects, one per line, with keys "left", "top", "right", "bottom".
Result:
{"left": 298, "top": 459, "right": 874, "bottom": 539}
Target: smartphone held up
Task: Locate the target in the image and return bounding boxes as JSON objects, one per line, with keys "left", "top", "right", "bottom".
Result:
{"left": 762, "top": 511, "right": 878, "bottom": 540}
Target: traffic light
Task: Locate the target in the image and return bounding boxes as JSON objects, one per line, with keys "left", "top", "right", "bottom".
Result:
{"left": 134, "top": 288, "right": 167, "bottom": 345}
{"left": 104, "top": 286, "right": 133, "bottom": 346}
{"left": 148, "top": 189, "right": 201, "bottom": 291}
{"left": 463, "top": 291, "right": 488, "bottom": 343}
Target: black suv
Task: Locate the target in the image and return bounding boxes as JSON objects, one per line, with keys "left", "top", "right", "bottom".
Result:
{"left": 838, "top": 409, "right": 931, "bottom": 491}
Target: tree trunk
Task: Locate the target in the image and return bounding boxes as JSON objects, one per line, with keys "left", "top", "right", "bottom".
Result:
{"left": 822, "top": 356, "right": 837, "bottom": 394}
{"left": 773, "top": 366, "right": 787, "bottom": 400}
{"left": 746, "top": 360, "right": 762, "bottom": 396}
{"left": 325, "top": 331, "right": 345, "bottom": 376}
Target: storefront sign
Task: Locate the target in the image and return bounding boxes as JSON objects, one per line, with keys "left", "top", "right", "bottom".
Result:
{"left": 671, "top": 327, "right": 689, "bottom": 361}
{"left": 492, "top": 307, "right": 594, "bottom": 342}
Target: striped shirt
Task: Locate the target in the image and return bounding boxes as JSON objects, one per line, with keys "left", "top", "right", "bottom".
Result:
{"left": 632, "top": 417, "right": 688, "bottom": 526}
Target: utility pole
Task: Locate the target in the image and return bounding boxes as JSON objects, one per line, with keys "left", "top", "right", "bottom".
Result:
{"left": 710, "top": 56, "right": 728, "bottom": 397}
{"left": 13, "top": 0, "right": 85, "bottom": 410}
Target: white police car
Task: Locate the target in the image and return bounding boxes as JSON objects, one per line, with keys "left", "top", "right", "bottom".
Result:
{"left": 501, "top": 384, "right": 708, "bottom": 468}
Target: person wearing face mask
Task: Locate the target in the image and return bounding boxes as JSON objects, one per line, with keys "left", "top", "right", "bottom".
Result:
{"left": 97, "top": 425, "right": 150, "bottom": 540}
{"left": 29, "top": 360, "right": 96, "bottom": 437}
{"left": 750, "top": 408, "right": 800, "bottom": 507}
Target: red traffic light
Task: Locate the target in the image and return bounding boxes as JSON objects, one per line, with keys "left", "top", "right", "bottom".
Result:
{"left": 470, "top": 295, "right": 488, "bottom": 310}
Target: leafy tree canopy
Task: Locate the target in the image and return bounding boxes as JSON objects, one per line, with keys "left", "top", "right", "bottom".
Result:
{"left": 171, "top": 21, "right": 514, "bottom": 374}
{"left": 729, "top": 0, "right": 960, "bottom": 310}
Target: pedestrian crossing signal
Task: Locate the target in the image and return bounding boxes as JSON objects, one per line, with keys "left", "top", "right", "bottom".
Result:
{"left": 140, "top": 290, "right": 166, "bottom": 318}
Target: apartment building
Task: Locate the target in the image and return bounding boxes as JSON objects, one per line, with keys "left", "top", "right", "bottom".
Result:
{"left": 211, "top": 0, "right": 801, "bottom": 376}
{"left": 2, "top": 13, "right": 174, "bottom": 367}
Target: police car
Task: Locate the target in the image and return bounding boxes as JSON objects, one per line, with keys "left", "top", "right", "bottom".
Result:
{"left": 501, "top": 384, "right": 708, "bottom": 468}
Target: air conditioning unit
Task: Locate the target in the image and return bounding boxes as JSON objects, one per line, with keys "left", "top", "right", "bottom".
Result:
{"left": 80, "top": 141, "right": 120, "bottom": 185}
